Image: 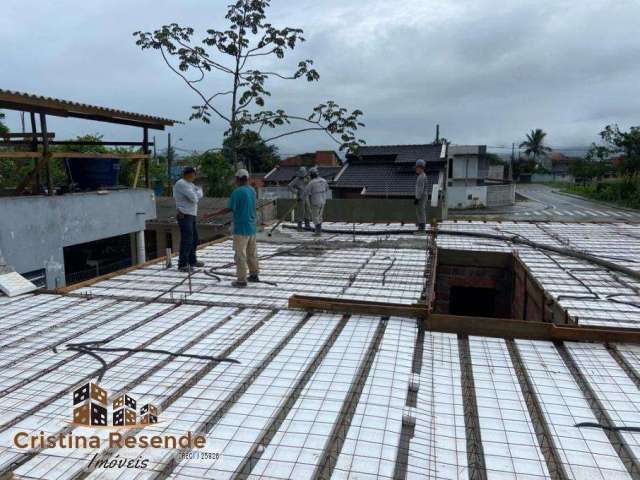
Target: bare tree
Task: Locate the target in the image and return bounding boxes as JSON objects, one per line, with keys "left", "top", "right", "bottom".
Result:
{"left": 134, "top": 0, "right": 365, "bottom": 163}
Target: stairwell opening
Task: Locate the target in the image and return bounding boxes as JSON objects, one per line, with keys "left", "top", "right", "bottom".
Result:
{"left": 434, "top": 249, "right": 513, "bottom": 319}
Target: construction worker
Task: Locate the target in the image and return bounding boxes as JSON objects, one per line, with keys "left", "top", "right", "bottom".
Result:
{"left": 173, "top": 166, "right": 205, "bottom": 272}
{"left": 304, "top": 166, "right": 329, "bottom": 236}
{"left": 288, "top": 167, "right": 311, "bottom": 231}
{"left": 414, "top": 159, "right": 428, "bottom": 233}
{"left": 210, "top": 169, "right": 259, "bottom": 287}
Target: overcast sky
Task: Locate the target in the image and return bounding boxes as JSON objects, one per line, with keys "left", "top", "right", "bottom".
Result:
{"left": 2, "top": 0, "right": 639, "bottom": 158}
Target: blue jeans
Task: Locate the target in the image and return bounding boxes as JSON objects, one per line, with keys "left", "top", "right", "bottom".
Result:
{"left": 177, "top": 214, "right": 198, "bottom": 267}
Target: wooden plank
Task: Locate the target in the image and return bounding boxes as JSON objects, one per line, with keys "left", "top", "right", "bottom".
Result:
{"left": 133, "top": 158, "right": 143, "bottom": 188}
{"left": 40, "top": 113, "right": 53, "bottom": 196}
{"left": 143, "top": 127, "right": 150, "bottom": 189}
{"left": 0, "top": 151, "right": 43, "bottom": 158}
{"left": 288, "top": 295, "right": 640, "bottom": 344}
{"left": 513, "top": 252, "right": 569, "bottom": 324}
{"left": 0, "top": 132, "right": 54, "bottom": 139}
{"left": 15, "top": 153, "right": 50, "bottom": 194}
{"left": 0, "top": 151, "right": 150, "bottom": 159}
{"left": 288, "top": 294, "right": 426, "bottom": 318}
{"left": 429, "top": 313, "right": 640, "bottom": 344}
{"left": 438, "top": 248, "right": 512, "bottom": 268}
{"left": 49, "top": 141, "right": 153, "bottom": 147}
{"left": 49, "top": 152, "right": 150, "bottom": 159}
{"left": 30, "top": 112, "right": 41, "bottom": 193}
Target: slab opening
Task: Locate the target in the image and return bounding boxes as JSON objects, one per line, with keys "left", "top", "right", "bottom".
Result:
{"left": 434, "top": 249, "right": 514, "bottom": 319}
{"left": 449, "top": 286, "right": 498, "bottom": 317}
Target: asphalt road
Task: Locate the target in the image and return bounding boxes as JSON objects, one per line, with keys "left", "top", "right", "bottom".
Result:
{"left": 451, "top": 184, "right": 640, "bottom": 222}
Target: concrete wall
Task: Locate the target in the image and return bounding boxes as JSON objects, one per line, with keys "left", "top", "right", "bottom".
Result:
{"left": 276, "top": 198, "right": 443, "bottom": 223}
{"left": 0, "top": 189, "right": 156, "bottom": 288}
{"left": 487, "top": 164, "right": 504, "bottom": 180}
{"left": 486, "top": 183, "right": 516, "bottom": 207}
{"left": 260, "top": 186, "right": 294, "bottom": 200}
{"left": 447, "top": 185, "right": 487, "bottom": 209}
{"left": 447, "top": 183, "right": 515, "bottom": 209}
{"left": 146, "top": 197, "right": 277, "bottom": 259}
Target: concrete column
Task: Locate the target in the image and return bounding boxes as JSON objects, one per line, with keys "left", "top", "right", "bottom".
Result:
{"left": 136, "top": 230, "right": 146, "bottom": 265}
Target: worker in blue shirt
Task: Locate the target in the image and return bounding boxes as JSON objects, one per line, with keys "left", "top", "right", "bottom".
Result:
{"left": 210, "top": 169, "right": 260, "bottom": 287}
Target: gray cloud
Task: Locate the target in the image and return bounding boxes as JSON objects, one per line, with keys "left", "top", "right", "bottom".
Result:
{"left": 1, "top": 0, "right": 639, "bottom": 157}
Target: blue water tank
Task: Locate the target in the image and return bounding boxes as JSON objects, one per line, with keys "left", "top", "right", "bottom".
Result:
{"left": 66, "top": 158, "right": 120, "bottom": 190}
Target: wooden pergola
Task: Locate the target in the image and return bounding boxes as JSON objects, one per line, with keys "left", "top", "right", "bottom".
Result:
{"left": 0, "top": 89, "right": 178, "bottom": 195}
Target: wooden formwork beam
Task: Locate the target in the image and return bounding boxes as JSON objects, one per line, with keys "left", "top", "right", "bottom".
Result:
{"left": 288, "top": 295, "right": 427, "bottom": 319}
{"left": 288, "top": 294, "right": 640, "bottom": 344}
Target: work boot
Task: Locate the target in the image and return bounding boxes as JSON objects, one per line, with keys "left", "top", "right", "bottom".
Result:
{"left": 231, "top": 280, "right": 248, "bottom": 288}
{"left": 191, "top": 261, "right": 205, "bottom": 267}
{"left": 313, "top": 224, "right": 322, "bottom": 237}
{"left": 297, "top": 221, "right": 303, "bottom": 232}
{"left": 304, "top": 220, "right": 311, "bottom": 229}
{"left": 248, "top": 274, "right": 260, "bottom": 283}
{"left": 414, "top": 224, "right": 427, "bottom": 235}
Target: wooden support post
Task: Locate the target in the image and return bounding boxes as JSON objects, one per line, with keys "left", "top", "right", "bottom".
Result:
{"left": 167, "top": 132, "right": 172, "bottom": 195}
{"left": 133, "top": 158, "right": 143, "bottom": 188}
{"left": 14, "top": 153, "right": 48, "bottom": 195}
{"left": 29, "top": 112, "right": 39, "bottom": 193}
{"left": 143, "top": 127, "right": 150, "bottom": 189}
{"left": 40, "top": 114, "right": 53, "bottom": 196}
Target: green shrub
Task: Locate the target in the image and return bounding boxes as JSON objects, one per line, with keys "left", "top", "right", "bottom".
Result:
{"left": 564, "top": 175, "right": 640, "bottom": 209}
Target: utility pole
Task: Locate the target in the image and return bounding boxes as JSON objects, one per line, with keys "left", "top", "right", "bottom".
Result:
{"left": 167, "top": 133, "right": 173, "bottom": 195}
{"left": 510, "top": 142, "right": 516, "bottom": 181}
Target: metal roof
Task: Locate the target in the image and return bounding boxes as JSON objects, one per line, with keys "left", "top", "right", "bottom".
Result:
{"left": 348, "top": 143, "right": 446, "bottom": 165}
{"left": 0, "top": 89, "right": 179, "bottom": 130}
{"left": 0, "top": 221, "right": 639, "bottom": 479}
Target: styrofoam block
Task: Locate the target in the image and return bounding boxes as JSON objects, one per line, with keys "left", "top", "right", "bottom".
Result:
{"left": 0, "top": 272, "right": 37, "bottom": 297}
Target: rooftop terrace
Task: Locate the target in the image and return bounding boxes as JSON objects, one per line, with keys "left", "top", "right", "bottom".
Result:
{"left": 0, "top": 221, "right": 639, "bottom": 479}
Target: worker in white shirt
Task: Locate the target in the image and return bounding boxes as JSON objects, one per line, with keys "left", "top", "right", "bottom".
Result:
{"left": 414, "top": 159, "right": 428, "bottom": 233}
{"left": 288, "top": 167, "right": 311, "bottom": 231}
{"left": 173, "top": 167, "right": 204, "bottom": 271}
{"left": 304, "top": 167, "right": 329, "bottom": 236}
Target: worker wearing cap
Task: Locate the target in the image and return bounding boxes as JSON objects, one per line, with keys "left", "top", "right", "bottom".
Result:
{"left": 304, "top": 166, "right": 329, "bottom": 236}
{"left": 211, "top": 169, "right": 260, "bottom": 287}
{"left": 288, "top": 167, "right": 311, "bottom": 231}
{"left": 414, "top": 159, "right": 428, "bottom": 233}
{"left": 173, "top": 167, "right": 205, "bottom": 272}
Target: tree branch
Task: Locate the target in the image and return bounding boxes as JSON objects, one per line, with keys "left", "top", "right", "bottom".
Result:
{"left": 160, "top": 46, "right": 231, "bottom": 124}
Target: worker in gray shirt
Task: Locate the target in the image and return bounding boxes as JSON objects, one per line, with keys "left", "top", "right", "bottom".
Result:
{"left": 288, "top": 167, "right": 311, "bottom": 231}
{"left": 173, "top": 167, "right": 205, "bottom": 271}
{"left": 414, "top": 159, "right": 428, "bottom": 233}
{"left": 304, "top": 166, "right": 329, "bottom": 236}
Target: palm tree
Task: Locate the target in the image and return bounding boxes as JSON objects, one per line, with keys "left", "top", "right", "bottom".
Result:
{"left": 519, "top": 129, "right": 551, "bottom": 162}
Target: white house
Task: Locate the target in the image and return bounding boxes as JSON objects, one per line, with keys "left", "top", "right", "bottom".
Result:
{"left": 446, "top": 145, "right": 515, "bottom": 209}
